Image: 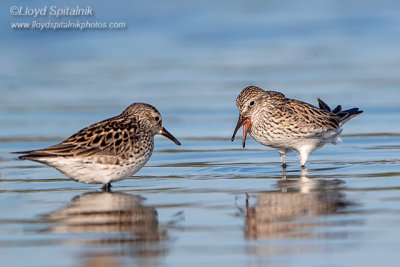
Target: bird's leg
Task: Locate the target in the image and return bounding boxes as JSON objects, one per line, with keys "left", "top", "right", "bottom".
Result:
{"left": 298, "top": 148, "right": 311, "bottom": 169}
{"left": 279, "top": 152, "right": 287, "bottom": 180}
{"left": 279, "top": 152, "right": 287, "bottom": 169}
{"left": 102, "top": 184, "right": 107, "bottom": 191}
{"left": 282, "top": 167, "right": 287, "bottom": 180}
{"left": 102, "top": 183, "right": 112, "bottom": 192}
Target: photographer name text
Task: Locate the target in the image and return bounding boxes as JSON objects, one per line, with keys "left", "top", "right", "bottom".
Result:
{"left": 10, "top": 6, "right": 94, "bottom": 18}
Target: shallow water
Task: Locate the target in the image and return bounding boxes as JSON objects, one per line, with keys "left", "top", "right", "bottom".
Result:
{"left": 1, "top": 0, "right": 400, "bottom": 266}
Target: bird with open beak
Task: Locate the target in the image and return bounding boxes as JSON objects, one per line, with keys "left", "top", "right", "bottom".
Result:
{"left": 231, "top": 115, "right": 251, "bottom": 148}
{"left": 231, "top": 86, "right": 363, "bottom": 169}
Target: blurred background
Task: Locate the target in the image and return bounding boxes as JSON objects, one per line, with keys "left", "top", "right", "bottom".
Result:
{"left": 1, "top": 0, "right": 400, "bottom": 266}
{"left": 1, "top": 0, "right": 400, "bottom": 139}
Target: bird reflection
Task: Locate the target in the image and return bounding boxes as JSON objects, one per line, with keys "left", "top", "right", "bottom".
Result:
{"left": 245, "top": 172, "right": 348, "bottom": 240}
{"left": 41, "top": 191, "right": 168, "bottom": 264}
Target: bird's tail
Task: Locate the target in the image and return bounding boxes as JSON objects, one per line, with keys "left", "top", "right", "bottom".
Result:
{"left": 10, "top": 150, "right": 52, "bottom": 160}
{"left": 318, "top": 98, "right": 363, "bottom": 125}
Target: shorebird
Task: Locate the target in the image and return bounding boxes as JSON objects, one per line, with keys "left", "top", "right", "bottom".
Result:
{"left": 13, "top": 103, "right": 181, "bottom": 190}
{"left": 231, "top": 86, "right": 362, "bottom": 169}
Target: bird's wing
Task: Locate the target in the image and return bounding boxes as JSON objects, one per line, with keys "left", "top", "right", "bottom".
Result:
{"left": 14, "top": 116, "right": 136, "bottom": 159}
{"left": 285, "top": 99, "right": 340, "bottom": 134}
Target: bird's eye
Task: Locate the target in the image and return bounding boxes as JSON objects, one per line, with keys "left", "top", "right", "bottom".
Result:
{"left": 155, "top": 116, "right": 160, "bottom": 122}
{"left": 249, "top": 101, "right": 255, "bottom": 106}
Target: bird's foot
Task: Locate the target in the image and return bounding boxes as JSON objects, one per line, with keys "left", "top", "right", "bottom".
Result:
{"left": 281, "top": 165, "right": 287, "bottom": 180}
{"left": 102, "top": 183, "right": 112, "bottom": 192}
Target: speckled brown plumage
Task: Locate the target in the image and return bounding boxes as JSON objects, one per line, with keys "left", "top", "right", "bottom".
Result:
{"left": 13, "top": 103, "right": 181, "bottom": 189}
{"left": 232, "top": 86, "right": 363, "bottom": 168}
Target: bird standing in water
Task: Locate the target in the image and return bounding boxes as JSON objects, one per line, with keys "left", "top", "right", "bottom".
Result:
{"left": 231, "top": 86, "right": 362, "bottom": 169}
{"left": 14, "top": 103, "right": 181, "bottom": 191}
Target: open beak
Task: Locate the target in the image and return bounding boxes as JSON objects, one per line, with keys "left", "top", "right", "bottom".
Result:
{"left": 231, "top": 115, "right": 251, "bottom": 148}
{"left": 161, "top": 127, "right": 181, "bottom": 145}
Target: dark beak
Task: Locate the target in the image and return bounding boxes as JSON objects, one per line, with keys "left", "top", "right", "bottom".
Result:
{"left": 161, "top": 127, "right": 181, "bottom": 145}
{"left": 231, "top": 115, "right": 251, "bottom": 148}
{"left": 231, "top": 115, "right": 244, "bottom": 142}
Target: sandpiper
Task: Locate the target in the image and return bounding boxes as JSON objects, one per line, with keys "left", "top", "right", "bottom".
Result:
{"left": 231, "top": 86, "right": 363, "bottom": 168}
{"left": 13, "top": 103, "right": 181, "bottom": 190}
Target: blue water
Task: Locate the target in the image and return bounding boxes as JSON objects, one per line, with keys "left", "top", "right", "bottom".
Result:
{"left": 1, "top": 0, "right": 400, "bottom": 266}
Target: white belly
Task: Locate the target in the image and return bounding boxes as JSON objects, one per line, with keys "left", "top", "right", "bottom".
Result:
{"left": 251, "top": 127, "right": 343, "bottom": 154}
{"left": 36, "top": 155, "right": 150, "bottom": 184}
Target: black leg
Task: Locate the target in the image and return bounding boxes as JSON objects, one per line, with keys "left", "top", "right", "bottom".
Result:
{"left": 102, "top": 183, "right": 112, "bottom": 192}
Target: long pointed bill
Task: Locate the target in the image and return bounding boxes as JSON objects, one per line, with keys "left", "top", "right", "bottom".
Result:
{"left": 231, "top": 116, "right": 251, "bottom": 148}
{"left": 161, "top": 127, "right": 181, "bottom": 145}
{"left": 231, "top": 115, "right": 243, "bottom": 142}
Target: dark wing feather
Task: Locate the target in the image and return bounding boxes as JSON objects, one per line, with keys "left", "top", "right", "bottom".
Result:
{"left": 14, "top": 115, "right": 136, "bottom": 159}
{"left": 317, "top": 98, "right": 362, "bottom": 124}
{"left": 317, "top": 98, "right": 331, "bottom": 112}
{"left": 318, "top": 98, "right": 342, "bottom": 114}
{"left": 332, "top": 105, "right": 342, "bottom": 114}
